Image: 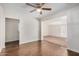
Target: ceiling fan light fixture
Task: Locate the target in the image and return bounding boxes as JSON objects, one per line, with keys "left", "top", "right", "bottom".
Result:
{"left": 26, "top": 3, "right": 52, "bottom": 15}
{"left": 36, "top": 8, "right": 42, "bottom": 12}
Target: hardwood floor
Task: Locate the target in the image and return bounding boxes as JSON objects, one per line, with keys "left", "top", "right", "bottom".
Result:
{"left": 0, "top": 36, "right": 79, "bottom": 56}
{"left": 68, "top": 49, "right": 79, "bottom": 56}
{"left": 44, "top": 36, "right": 68, "bottom": 48}
{"left": 5, "top": 40, "right": 19, "bottom": 48}
{"left": 0, "top": 40, "right": 68, "bottom": 56}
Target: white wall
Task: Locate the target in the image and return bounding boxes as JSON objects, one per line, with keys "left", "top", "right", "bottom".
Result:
{"left": 3, "top": 3, "right": 39, "bottom": 44}
{"left": 48, "top": 24, "right": 67, "bottom": 37}
{"left": 42, "top": 22, "right": 49, "bottom": 36}
{"left": 48, "top": 24, "right": 61, "bottom": 37}
{"left": 0, "top": 5, "right": 5, "bottom": 52}
{"left": 67, "top": 6, "right": 79, "bottom": 52}
{"left": 19, "top": 13, "right": 39, "bottom": 44}
{"left": 5, "top": 19, "right": 19, "bottom": 42}
{"left": 0, "top": 3, "right": 39, "bottom": 51}
{"left": 42, "top": 16, "right": 67, "bottom": 38}
{"left": 42, "top": 5, "right": 79, "bottom": 52}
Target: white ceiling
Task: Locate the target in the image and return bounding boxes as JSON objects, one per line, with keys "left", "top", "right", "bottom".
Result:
{"left": 3, "top": 3, "right": 79, "bottom": 18}
{"left": 43, "top": 16, "right": 67, "bottom": 25}
{"left": 24, "top": 3, "right": 79, "bottom": 18}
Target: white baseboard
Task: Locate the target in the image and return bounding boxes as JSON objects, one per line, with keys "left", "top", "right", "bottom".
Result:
{"left": 19, "top": 39, "right": 39, "bottom": 45}
{"left": 67, "top": 48, "right": 79, "bottom": 53}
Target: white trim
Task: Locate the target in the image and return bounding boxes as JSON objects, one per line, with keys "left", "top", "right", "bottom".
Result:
{"left": 67, "top": 48, "right": 79, "bottom": 53}
{"left": 20, "top": 39, "right": 39, "bottom": 45}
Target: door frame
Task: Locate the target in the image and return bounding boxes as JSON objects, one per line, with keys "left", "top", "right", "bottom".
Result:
{"left": 5, "top": 17, "right": 20, "bottom": 47}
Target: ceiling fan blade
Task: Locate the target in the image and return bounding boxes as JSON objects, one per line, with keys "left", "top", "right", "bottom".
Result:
{"left": 42, "top": 8, "right": 52, "bottom": 10}
{"left": 35, "top": 3, "right": 40, "bottom": 5}
{"left": 41, "top": 3, "right": 45, "bottom": 6}
{"left": 26, "top": 3, "right": 36, "bottom": 8}
{"left": 35, "top": 3, "right": 42, "bottom": 8}
{"left": 30, "top": 9, "right": 36, "bottom": 13}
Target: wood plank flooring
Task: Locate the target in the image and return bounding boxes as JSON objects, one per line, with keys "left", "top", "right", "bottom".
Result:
{"left": 0, "top": 36, "right": 79, "bottom": 56}
{"left": 0, "top": 40, "right": 68, "bottom": 56}
{"left": 5, "top": 40, "right": 19, "bottom": 48}
{"left": 68, "top": 49, "right": 79, "bottom": 56}
{"left": 44, "top": 36, "right": 68, "bottom": 48}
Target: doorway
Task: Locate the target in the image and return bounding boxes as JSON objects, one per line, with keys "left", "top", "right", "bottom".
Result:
{"left": 42, "top": 16, "right": 68, "bottom": 48}
{"left": 5, "top": 18, "right": 19, "bottom": 48}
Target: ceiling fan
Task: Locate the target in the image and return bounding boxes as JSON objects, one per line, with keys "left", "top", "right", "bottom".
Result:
{"left": 26, "top": 3, "right": 52, "bottom": 15}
